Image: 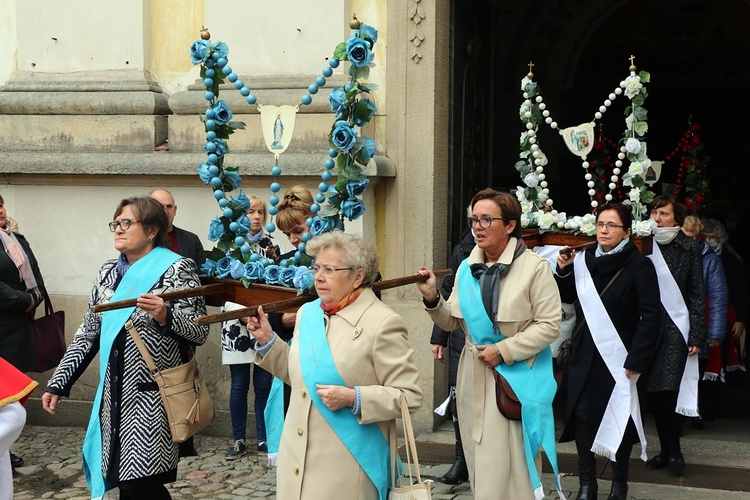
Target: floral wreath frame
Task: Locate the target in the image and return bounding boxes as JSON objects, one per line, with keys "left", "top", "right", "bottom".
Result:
{"left": 188, "top": 17, "right": 379, "bottom": 290}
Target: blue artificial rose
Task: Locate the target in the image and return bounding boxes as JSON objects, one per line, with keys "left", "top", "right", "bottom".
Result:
{"left": 243, "top": 262, "right": 265, "bottom": 282}
{"left": 229, "top": 258, "right": 244, "bottom": 279}
{"left": 345, "top": 36, "right": 374, "bottom": 68}
{"left": 211, "top": 41, "right": 229, "bottom": 59}
{"left": 204, "top": 138, "right": 227, "bottom": 158}
{"left": 346, "top": 178, "right": 370, "bottom": 198}
{"left": 208, "top": 216, "right": 225, "bottom": 242}
{"left": 353, "top": 99, "right": 376, "bottom": 127}
{"left": 211, "top": 100, "right": 233, "bottom": 126}
{"left": 235, "top": 213, "right": 251, "bottom": 235}
{"left": 331, "top": 121, "right": 358, "bottom": 152}
{"left": 231, "top": 191, "right": 250, "bottom": 211}
{"left": 215, "top": 256, "right": 234, "bottom": 279}
{"left": 310, "top": 216, "right": 335, "bottom": 236}
{"left": 279, "top": 266, "right": 296, "bottom": 287}
{"left": 264, "top": 265, "right": 282, "bottom": 285}
{"left": 224, "top": 169, "right": 242, "bottom": 190}
{"left": 359, "top": 23, "right": 378, "bottom": 45}
{"left": 357, "top": 138, "right": 376, "bottom": 162}
{"left": 200, "top": 259, "right": 217, "bottom": 277}
{"left": 293, "top": 266, "right": 314, "bottom": 290}
{"left": 341, "top": 198, "right": 366, "bottom": 221}
{"left": 198, "top": 163, "right": 213, "bottom": 185}
{"left": 329, "top": 87, "right": 348, "bottom": 118}
{"left": 190, "top": 40, "right": 211, "bottom": 65}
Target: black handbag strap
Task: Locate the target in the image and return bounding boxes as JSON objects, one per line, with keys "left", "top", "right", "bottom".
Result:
{"left": 37, "top": 286, "right": 53, "bottom": 316}
{"left": 568, "top": 267, "right": 625, "bottom": 342}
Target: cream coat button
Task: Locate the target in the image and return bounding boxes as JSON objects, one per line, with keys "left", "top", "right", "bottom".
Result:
{"left": 297, "top": 427, "right": 304, "bottom": 436}
{"left": 294, "top": 465, "right": 300, "bottom": 475}
{"left": 301, "top": 390, "right": 307, "bottom": 398}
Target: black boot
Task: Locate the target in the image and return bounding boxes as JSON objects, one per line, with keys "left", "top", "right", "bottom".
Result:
{"left": 574, "top": 411, "right": 598, "bottom": 500}
{"left": 608, "top": 443, "right": 631, "bottom": 500}
{"left": 437, "top": 420, "right": 468, "bottom": 485}
{"left": 576, "top": 460, "right": 598, "bottom": 500}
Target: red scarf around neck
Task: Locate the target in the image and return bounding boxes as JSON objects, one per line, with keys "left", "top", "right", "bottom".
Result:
{"left": 320, "top": 287, "right": 364, "bottom": 316}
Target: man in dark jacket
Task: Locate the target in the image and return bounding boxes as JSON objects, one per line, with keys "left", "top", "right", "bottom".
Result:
{"left": 150, "top": 189, "right": 205, "bottom": 270}
{"left": 429, "top": 230, "right": 474, "bottom": 484}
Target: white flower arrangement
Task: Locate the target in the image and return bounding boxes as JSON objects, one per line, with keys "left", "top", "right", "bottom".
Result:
{"left": 514, "top": 68, "right": 657, "bottom": 238}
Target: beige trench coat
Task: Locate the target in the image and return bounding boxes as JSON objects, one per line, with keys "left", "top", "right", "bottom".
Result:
{"left": 427, "top": 238, "right": 561, "bottom": 499}
{"left": 257, "top": 288, "right": 423, "bottom": 500}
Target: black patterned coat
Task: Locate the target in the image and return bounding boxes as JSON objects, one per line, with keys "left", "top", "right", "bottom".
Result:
{"left": 646, "top": 231, "right": 706, "bottom": 393}
{"left": 46, "top": 257, "right": 208, "bottom": 483}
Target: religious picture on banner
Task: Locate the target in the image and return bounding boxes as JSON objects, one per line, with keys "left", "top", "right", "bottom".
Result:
{"left": 561, "top": 123, "right": 595, "bottom": 158}
{"left": 645, "top": 160, "right": 662, "bottom": 186}
{"left": 259, "top": 105, "right": 297, "bottom": 155}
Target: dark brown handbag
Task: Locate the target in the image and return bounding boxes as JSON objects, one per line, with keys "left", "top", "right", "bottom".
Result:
{"left": 556, "top": 268, "right": 624, "bottom": 369}
{"left": 31, "top": 287, "right": 66, "bottom": 373}
{"left": 493, "top": 370, "right": 521, "bottom": 420}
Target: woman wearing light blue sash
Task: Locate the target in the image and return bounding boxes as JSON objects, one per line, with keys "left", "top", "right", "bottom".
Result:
{"left": 417, "top": 189, "right": 563, "bottom": 500}
{"left": 248, "top": 231, "right": 422, "bottom": 500}
{"left": 42, "top": 196, "right": 208, "bottom": 500}
{"left": 556, "top": 202, "right": 661, "bottom": 500}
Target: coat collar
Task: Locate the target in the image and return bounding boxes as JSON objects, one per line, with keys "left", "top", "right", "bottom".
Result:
{"left": 334, "top": 287, "right": 377, "bottom": 326}
{"left": 467, "top": 236, "right": 518, "bottom": 265}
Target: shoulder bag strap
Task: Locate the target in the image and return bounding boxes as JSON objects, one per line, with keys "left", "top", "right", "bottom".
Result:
{"left": 125, "top": 320, "right": 159, "bottom": 374}
{"left": 400, "top": 395, "right": 422, "bottom": 484}
{"left": 569, "top": 267, "right": 625, "bottom": 342}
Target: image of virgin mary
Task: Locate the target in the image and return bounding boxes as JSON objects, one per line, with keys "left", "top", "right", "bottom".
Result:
{"left": 271, "top": 113, "right": 284, "bottom": 150}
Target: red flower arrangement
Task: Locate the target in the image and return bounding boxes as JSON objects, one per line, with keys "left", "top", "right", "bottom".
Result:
{"left": 667, "top": 118, "right": 710, "bottom": 214}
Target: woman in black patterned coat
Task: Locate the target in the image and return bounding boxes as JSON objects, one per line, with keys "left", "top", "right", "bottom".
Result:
{"left": 41, "top": 197, "right": 208, "bottom": 500}
{"left": 646, "top": 196, "right": 705, "bottom": 477}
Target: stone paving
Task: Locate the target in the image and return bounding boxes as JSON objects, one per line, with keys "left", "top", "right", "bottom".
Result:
{"left": 12, "top": 424, "right": 750, "bottom": 499}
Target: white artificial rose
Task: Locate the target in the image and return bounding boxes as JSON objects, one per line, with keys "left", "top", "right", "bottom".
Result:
{"left": 521, "top": 76, "right": 531, "bottom": 91}
{"left": 521, "top": 201, "right": 533, "bottom": 214}
{"left": 516, "top": 187, "right": 528, "bottom": 202}
{"left": 625, "top": 138, "right": 641, "bottom": 155}
{"left": 628, "top": 162, "right": 645, "bottom": 177}
{"left": 536, "top": 211, "right": 556, "bottom": 231}
{"left": 633, "top": 218, "right": 657, "bottom": 236}
{"left": 629, "top": 188, "right": 641, "bottom": 202}
{"left": 623, "top": 75, "right": 643, "bottom": 99}
{"left": 519, "top": 102, "right": 531, "bottom": 118}
{"left": 524, "top": 172, "right": 540, "bottom": 188}
{"left": 580, "top": 220, "right": 597, "bottom": 235}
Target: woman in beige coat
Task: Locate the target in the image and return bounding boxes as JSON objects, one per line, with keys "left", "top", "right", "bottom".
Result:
{"left": 248, "top": 231, "right": 423, "bottom": 500}
{"left": 418, "top": 189, "right": 563, "bottom": 499}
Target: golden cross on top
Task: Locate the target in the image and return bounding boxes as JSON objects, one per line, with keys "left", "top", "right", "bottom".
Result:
{"left": 629, "top": 55, "right": 636, "bottom": 66}
{"left": 528, "top": 61, "right": 534, "bottom": 73}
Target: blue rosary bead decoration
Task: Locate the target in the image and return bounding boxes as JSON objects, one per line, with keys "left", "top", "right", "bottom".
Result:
{"left": 246, "top": 94, "right": 257, "bottom": 104}
{"left": 311, "top": 204, "right": 320, "bottom": 214}
{"left": 266, "top": 223, "right": 276, "bottom": 233}
{"left": 222, "top": 65, "right": 233, "bottom": 76}
{"left": 223, "top": 208, "right": 234, "bottom": 218}
{"left": 324, "top": 159, "right": 335, "bottom": 169}
{"left": 235, "top": 236, "right": 245, "bottom": 246}
{"left": 316, "top": 76, "right": 326, "bottom": 86}
{"left": 315, "top": 193, "right": 325, "bottom": 203}
{"left": 240, "top": 87, "right": 250, "bottom": 97}
{"left": 301, "top": 94, "right": 312, "bottom": 105}
{"left": 268, "top": 206, "right": 278, "bottom": 216}
{"left": 270, "top": 182, "right": 281, "bottom": 193}
{"left": 205, "top": 109, "right": 216, "bottom": 119}
{"left": 213, "top": 189, "right": 225, "bottom": 200}
{"left": 321, "top": 171, "right": 332, "bottom": 182}
{"left": 329, "top": 58, "right": 340, "bottom": 68}
{"left": 328, "top": 149, "right": 338, "bottom": 158}
{"left": 204, "top": 91, "right": 215, "bottom": 101}
{"left": 318, "top": 182, "right": 329, "bottom": 193}
{"left": 203, "top": 78, "right": 214, "bottom": 88}
{"left": 205, "top": 119, "right": 216, "bottom": 130}
{"left": 271, "top": 166, "right": 282, "bottom": 177}
{"left": 205, "top": 68, "right": 216, "bottom": 78}
{"left": 234, "top": 80, "right": 244, "bottom": 90}
{"left": 218, "top": 198, "right": 229, "bottom": 208}
{"left": 208, "top": 165, "right": 220, "bottom": 175}
{"left": 241, "top": 244, "right": 251, "bottom": 255}
{"left": 227, "top": 72, "right": 238, "bottom": 83}
{"left": 206, "top": 131, "right": 217, "bottom": 140}
{"left": 308, "top": 84, "right": 318, "bottom": 94}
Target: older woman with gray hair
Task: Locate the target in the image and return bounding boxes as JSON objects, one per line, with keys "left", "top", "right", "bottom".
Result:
{"left": 246, "top": 230, "right": 423, "bottom": 500}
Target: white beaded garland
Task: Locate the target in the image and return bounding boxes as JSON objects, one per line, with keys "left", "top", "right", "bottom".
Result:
{"left": 540, "top": 181, "right": 548, "bottom": 187}
{"left": 609, "top": 182, "right": 617, "bottom": 190}
{"left": 538, "top": 173, "right": 545, "bottom": 180}
{"left": 536, "top": 166, "right": 544, "bottom": 173}
{"left": 588, "top": 189, "right": 596, "bottom": 196}
{"left": 604, "top": 99, "right": 612, "bottom": 107}
{"left": 587, "top": 181, "right": 595, "bottom": 188}
{"left": 595, "top": 112, "right": 602, "bottom": 119}
{"left": 609, "top": 93, "right": 616, "bottom": 100}
{"left": 535, "top": 96, "right": 543, "bottom": 103}
{"left": 614, "top": 88, "right": 622, "bottom": 95}
{"left": 542, "top": 188, "right": 549, "bottom": 195}
{"left": 605, "top": 194, "right": 613, "bottom": 201}
{"left": 550, "top": 122, "right": 558, "bottom": 129}
{"left": 585, "top": 173, "right": 593, "bottom": 180}
{"left": 539, "top": 103, "right": 546, "bottom": 110}
{"left": 613, "top": 168, "right": 621, "bottom": 175}
{"left": 591, "top": 200, "right": 599, "bottom": 208}
{"left": 615, "top": 160, "right": 623, "bottom": 167}
{"left": 542, "top": 110, "right": 550, "bottom": 117}
{"left": 611, "top": 175, "right": 619, "bottom": 182}
{"left": 545, "top": 117, "right": 552, "bottom": 124}
{"left": 527, "top": 122, "right": 535, "bottom": 129}
{"left": 599, "top": 106, "right": 607, "bottom": 113}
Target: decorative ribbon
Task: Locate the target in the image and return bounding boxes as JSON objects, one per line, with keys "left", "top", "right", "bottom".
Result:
{"left": 647, "top": 243, "right": 700, "bottom": 417}
{"left": 573, "top": 252, "right": 647, "bottom": 461}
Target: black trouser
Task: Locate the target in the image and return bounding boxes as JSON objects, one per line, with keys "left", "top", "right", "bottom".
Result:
{"left": 119, "top": 477, "right": 172, "bottom": 499}
{"left": 649, "top": 390, "right": 681, "bottom": 456}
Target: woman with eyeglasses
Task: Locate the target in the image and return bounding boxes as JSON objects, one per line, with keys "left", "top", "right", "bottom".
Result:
{"left": 416, "top": 188, "right": 564, "bottom": 499}
{"left": 41, "top": 196, "right": 208, "bottom": 500}
{"left": 246, "top": 230, "right": 422, "bottom": 499}
{"left": 555, "top": 202, "right": 661, "bottom": 500}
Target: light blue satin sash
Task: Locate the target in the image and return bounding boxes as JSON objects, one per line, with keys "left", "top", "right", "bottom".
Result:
{"left": 457, "top": 259, "right": 563, "bottom": 498}
{"left": 297, "top": 299, "right": 390, "bottom": 500}
{"left": 82, "top": 247, "right": 180, "bottom": 499}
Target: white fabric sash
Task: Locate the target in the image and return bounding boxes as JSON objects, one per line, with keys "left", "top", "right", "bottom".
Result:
{"left": 573, "top": 252, "right": 648, "bottom": 461}
{"left": 647, "top": 243, "right": 700, "bottom": 416}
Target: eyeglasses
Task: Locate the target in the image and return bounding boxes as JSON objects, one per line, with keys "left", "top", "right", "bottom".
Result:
{"left": 467, "top": 216, "right": 507, "bottom": 229}
{"left": 595, "top": 221, "right": 626, "bottom": 231}
{"left": 312, "top": 265, "right": 354, "bottom": 277}
{"left": 109, "top": 219, "right": 140, "bottom": 232}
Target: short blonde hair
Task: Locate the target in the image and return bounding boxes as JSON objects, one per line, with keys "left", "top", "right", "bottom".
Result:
{"left": 683, "top": 215, "right": 703, "bottom": 239}
{"left": 306, "top": 230, "right": 379, "bottom": 288}
{"left": 247, "top": 195, "right": 268, "bottom": 224}
{"left": 276, "top": 186, "right": 313, "bottom": 232}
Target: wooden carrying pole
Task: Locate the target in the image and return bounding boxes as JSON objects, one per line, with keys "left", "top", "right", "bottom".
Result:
{"left": 91, "top": 283, "right": 228, "bottom": 313}
{"left": 195, "top": 268, "right": 453, "bottom": 326}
